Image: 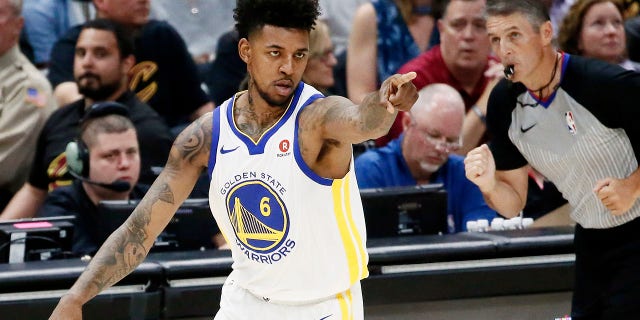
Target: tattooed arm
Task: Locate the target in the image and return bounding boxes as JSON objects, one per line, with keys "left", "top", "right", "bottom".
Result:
{"left": 315, "top": 72, "right": 417, "bottom": 145}
{"left": 49, "top": 113, "right": 213, "bottom": 320}
{"left": 299, "top": 72, "right": 418, "bottom": 179}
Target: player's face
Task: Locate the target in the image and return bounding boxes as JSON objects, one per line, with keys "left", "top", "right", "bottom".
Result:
{"left": 438, "top": 0, "right": 490, "bottom": 71}
{"left": 487, "top": 13, "right": 549, "bottom": 82}
{"left": 94, "top": 0, "right": 150, "bottom": 27}
{"left": 87, "top": 129, "right": 140, "bottom": 194}
{"left": 74, "top": 29, "right": 130, "bottom": 101}
{"left": 244, "top": 25, "right": 309, "bottom": 107}
{"left": 0, "top": 0, "right": 22, "bottom": 56}
{"left": 578, "top": 1, "right": 625, "bottom": 64}
{"left": 302, "top": 34, "right": 336, "bottom": 92}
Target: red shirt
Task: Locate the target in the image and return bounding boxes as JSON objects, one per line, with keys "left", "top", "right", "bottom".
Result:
{"left": 375, "top": 45, "right": 497, "bottom": 146}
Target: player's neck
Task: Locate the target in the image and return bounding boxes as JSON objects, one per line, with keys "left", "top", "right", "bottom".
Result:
{"left": 233, "top": 92, "right": 287, "bottom": 141}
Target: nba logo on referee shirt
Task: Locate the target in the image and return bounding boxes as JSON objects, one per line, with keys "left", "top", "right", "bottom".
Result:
{"left": 565, "top": 111, "right": 577, "bottom": 135}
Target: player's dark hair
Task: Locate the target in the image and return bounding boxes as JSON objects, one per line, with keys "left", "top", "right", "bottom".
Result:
{"left": 81, "top": 18, "right": 135, "bottom": 59}
{"left": 234, "top": 0, "right": 320, "bottom": 39}
{"left": 486, "top": 0, "right": 550, "bottom": 31}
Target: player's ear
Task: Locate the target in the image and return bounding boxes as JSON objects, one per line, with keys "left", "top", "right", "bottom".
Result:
{"left": 239, "top": 38, "right": 251, "bottom": 64}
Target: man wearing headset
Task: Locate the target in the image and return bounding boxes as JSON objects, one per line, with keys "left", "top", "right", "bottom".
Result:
{"left": 38, "top": 105, "right": 147, "bottom": 256}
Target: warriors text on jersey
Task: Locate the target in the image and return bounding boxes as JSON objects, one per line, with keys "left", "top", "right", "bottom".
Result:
{"left": 208, "top": 82, "right": 369, "bottom": 302}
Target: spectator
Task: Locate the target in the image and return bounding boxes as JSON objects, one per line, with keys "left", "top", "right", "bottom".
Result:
{"left": 204, "top": 29, "right": 246, "bottom": 105}
{"left": 355, "top": 84, "right": 497, "bottom": 232}
{"left": 319, "top": 0, "right": 367, "bottom": 96}
{"left": 558, "top": 0, "right": 640, "bottom": 71}
{"left": 302, "top": 20, "right": 338, "bottom": 95}
{"left": 47, "top": 0, "right": 214, "bottom": 130}
{"left": 391, "top": 0, "right": 501, "bottom": 154}
{"left": 38, "top": 104, "right": 148, "bottom": 256}
{"left": 347, "top": 0, "right": 438, "bottom": 104}
{"left": 149, "top": 0, "right": 235, "bottom": 65}
{"left": 0, "top": 19, "right": 173, "bottom": 221}
{"left": 319, "top": 0, "right": 367, "bottom": 56}
{"left": 0, "top": 0, "right": 56, "bottom": 211}
{"left": 542, "top": 0, "right": 577, "bottom": 38}
{"left": 626, "top": 14, "right": 640, "bottom": 62}
{"left": 22, "top": 0, "right": 94, "bottom": 69}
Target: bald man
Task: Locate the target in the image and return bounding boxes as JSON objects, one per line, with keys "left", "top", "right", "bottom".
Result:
{"left": 355, "top": 83, "right": 496, "bottom": 232}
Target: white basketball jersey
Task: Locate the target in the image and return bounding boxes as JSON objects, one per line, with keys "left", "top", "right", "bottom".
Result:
{"left": 208, "top": 83, "right": 369, "bottom": 303}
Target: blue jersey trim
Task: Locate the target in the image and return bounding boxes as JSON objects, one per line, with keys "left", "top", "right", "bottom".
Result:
{"left": 293, "top": 92, "right": 333, "bottom": 186}
{"left": 207, "top": 101, "right": 225, "bottom": 179}
{"left": 228, "top": 83, "right": 304, "bottom": 155}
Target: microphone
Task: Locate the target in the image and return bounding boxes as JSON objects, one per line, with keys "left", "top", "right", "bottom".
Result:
{"left": 69, "top": 171, "right": 132, "bottom": 192}
{"left": 504, "top": 65, "right": 515, "bottom": 79}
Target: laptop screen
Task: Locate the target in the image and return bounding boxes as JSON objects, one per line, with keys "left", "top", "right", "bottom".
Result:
{"left": 359, "top": 184, "right": 448, "bottom": 238}
{"left": 0, "top": 215, "right": 75, "bottom": 263}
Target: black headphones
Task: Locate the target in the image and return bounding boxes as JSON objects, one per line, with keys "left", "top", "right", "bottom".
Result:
{"left": 66, "top": 101, "right": 131, "bottom": 178}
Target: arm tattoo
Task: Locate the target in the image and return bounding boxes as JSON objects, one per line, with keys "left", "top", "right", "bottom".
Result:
{"left": 360, "top": 91, "right": 395, "bottom": 131}
{"left": 174, "top": 115, "right": 212, "bottom": 164}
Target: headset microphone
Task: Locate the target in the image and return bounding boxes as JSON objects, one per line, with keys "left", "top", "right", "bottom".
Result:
{"left": 68, "top": 170, "right": 132, "bottom": 192}
{"left": 504, "top": 65, "right": 515, "bottom": 79}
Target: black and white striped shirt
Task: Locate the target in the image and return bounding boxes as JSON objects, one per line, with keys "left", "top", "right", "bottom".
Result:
{"left": 487, "top": 53, "right": 640, "bottom": 229}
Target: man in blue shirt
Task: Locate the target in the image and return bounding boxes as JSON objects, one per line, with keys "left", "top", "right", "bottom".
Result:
{"left": 355, "top": 83, "right": 496, "bottom": 232}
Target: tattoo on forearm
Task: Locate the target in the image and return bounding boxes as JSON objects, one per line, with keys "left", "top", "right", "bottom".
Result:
{"left": 82, "top": 170, "right": 179, "bottom": 293}
{"left": 361, "top": 91, "right": 394, "bottom": 131}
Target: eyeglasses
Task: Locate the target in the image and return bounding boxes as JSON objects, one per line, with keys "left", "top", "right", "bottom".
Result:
{"left": 413, "top": 125, "right": 462, "bottom": 152}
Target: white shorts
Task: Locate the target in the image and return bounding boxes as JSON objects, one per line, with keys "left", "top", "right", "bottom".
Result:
{"left": 214, "top": 277, "right": 363, "bottom": 320}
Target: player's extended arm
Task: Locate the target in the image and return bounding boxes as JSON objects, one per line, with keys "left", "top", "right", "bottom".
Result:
{"left": 49, "top": 113, "right": 212, "bottom": 320}
{"left": 464, "top": 144, "right": 529, "bottom": 218}
{"left": 319, "top": 72, "right": 418, "bottom": 144}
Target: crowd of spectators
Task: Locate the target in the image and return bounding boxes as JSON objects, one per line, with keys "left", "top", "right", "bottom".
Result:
{"left": 3, "top": 0, "right": 640, "bottom": 253}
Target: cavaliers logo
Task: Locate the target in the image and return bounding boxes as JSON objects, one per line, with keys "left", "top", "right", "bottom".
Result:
{"left": 226, "top": 180, "right": 289, "bottom": 253}
{"left": 128, "top": 61, "right": 158, "bottom": 103}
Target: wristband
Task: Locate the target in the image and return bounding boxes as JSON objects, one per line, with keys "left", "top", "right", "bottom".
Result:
{"left": 472, "top": 105, "right": 486, "bottom": 124}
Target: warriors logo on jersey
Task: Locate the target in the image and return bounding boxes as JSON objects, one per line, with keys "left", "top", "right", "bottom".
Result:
{"left": 226, "top": 179, "right": 295, "bottom": 263}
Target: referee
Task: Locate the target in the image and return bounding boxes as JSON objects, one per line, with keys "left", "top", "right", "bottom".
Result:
{"left": 465, "top": 0, "right": 640, "bottom": 318}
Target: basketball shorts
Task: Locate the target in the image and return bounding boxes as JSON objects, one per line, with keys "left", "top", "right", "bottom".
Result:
{"left": 214, "top": 276, "right": 363, "bottom": 320}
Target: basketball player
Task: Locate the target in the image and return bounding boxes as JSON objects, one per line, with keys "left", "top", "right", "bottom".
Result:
{"left": 48, "top": 0, "right": 418, "bottom": 319}
{"left": 464, "top": 0, "right": 640, "bottom": 318}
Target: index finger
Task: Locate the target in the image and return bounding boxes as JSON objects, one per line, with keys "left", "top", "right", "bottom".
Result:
{"left": 392, "top": 72, "right": 417, "bottom": 86}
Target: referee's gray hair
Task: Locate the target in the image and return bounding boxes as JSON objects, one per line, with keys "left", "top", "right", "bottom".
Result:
{"left": 485, "top": 0, "right": 549, "bottom": 32}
